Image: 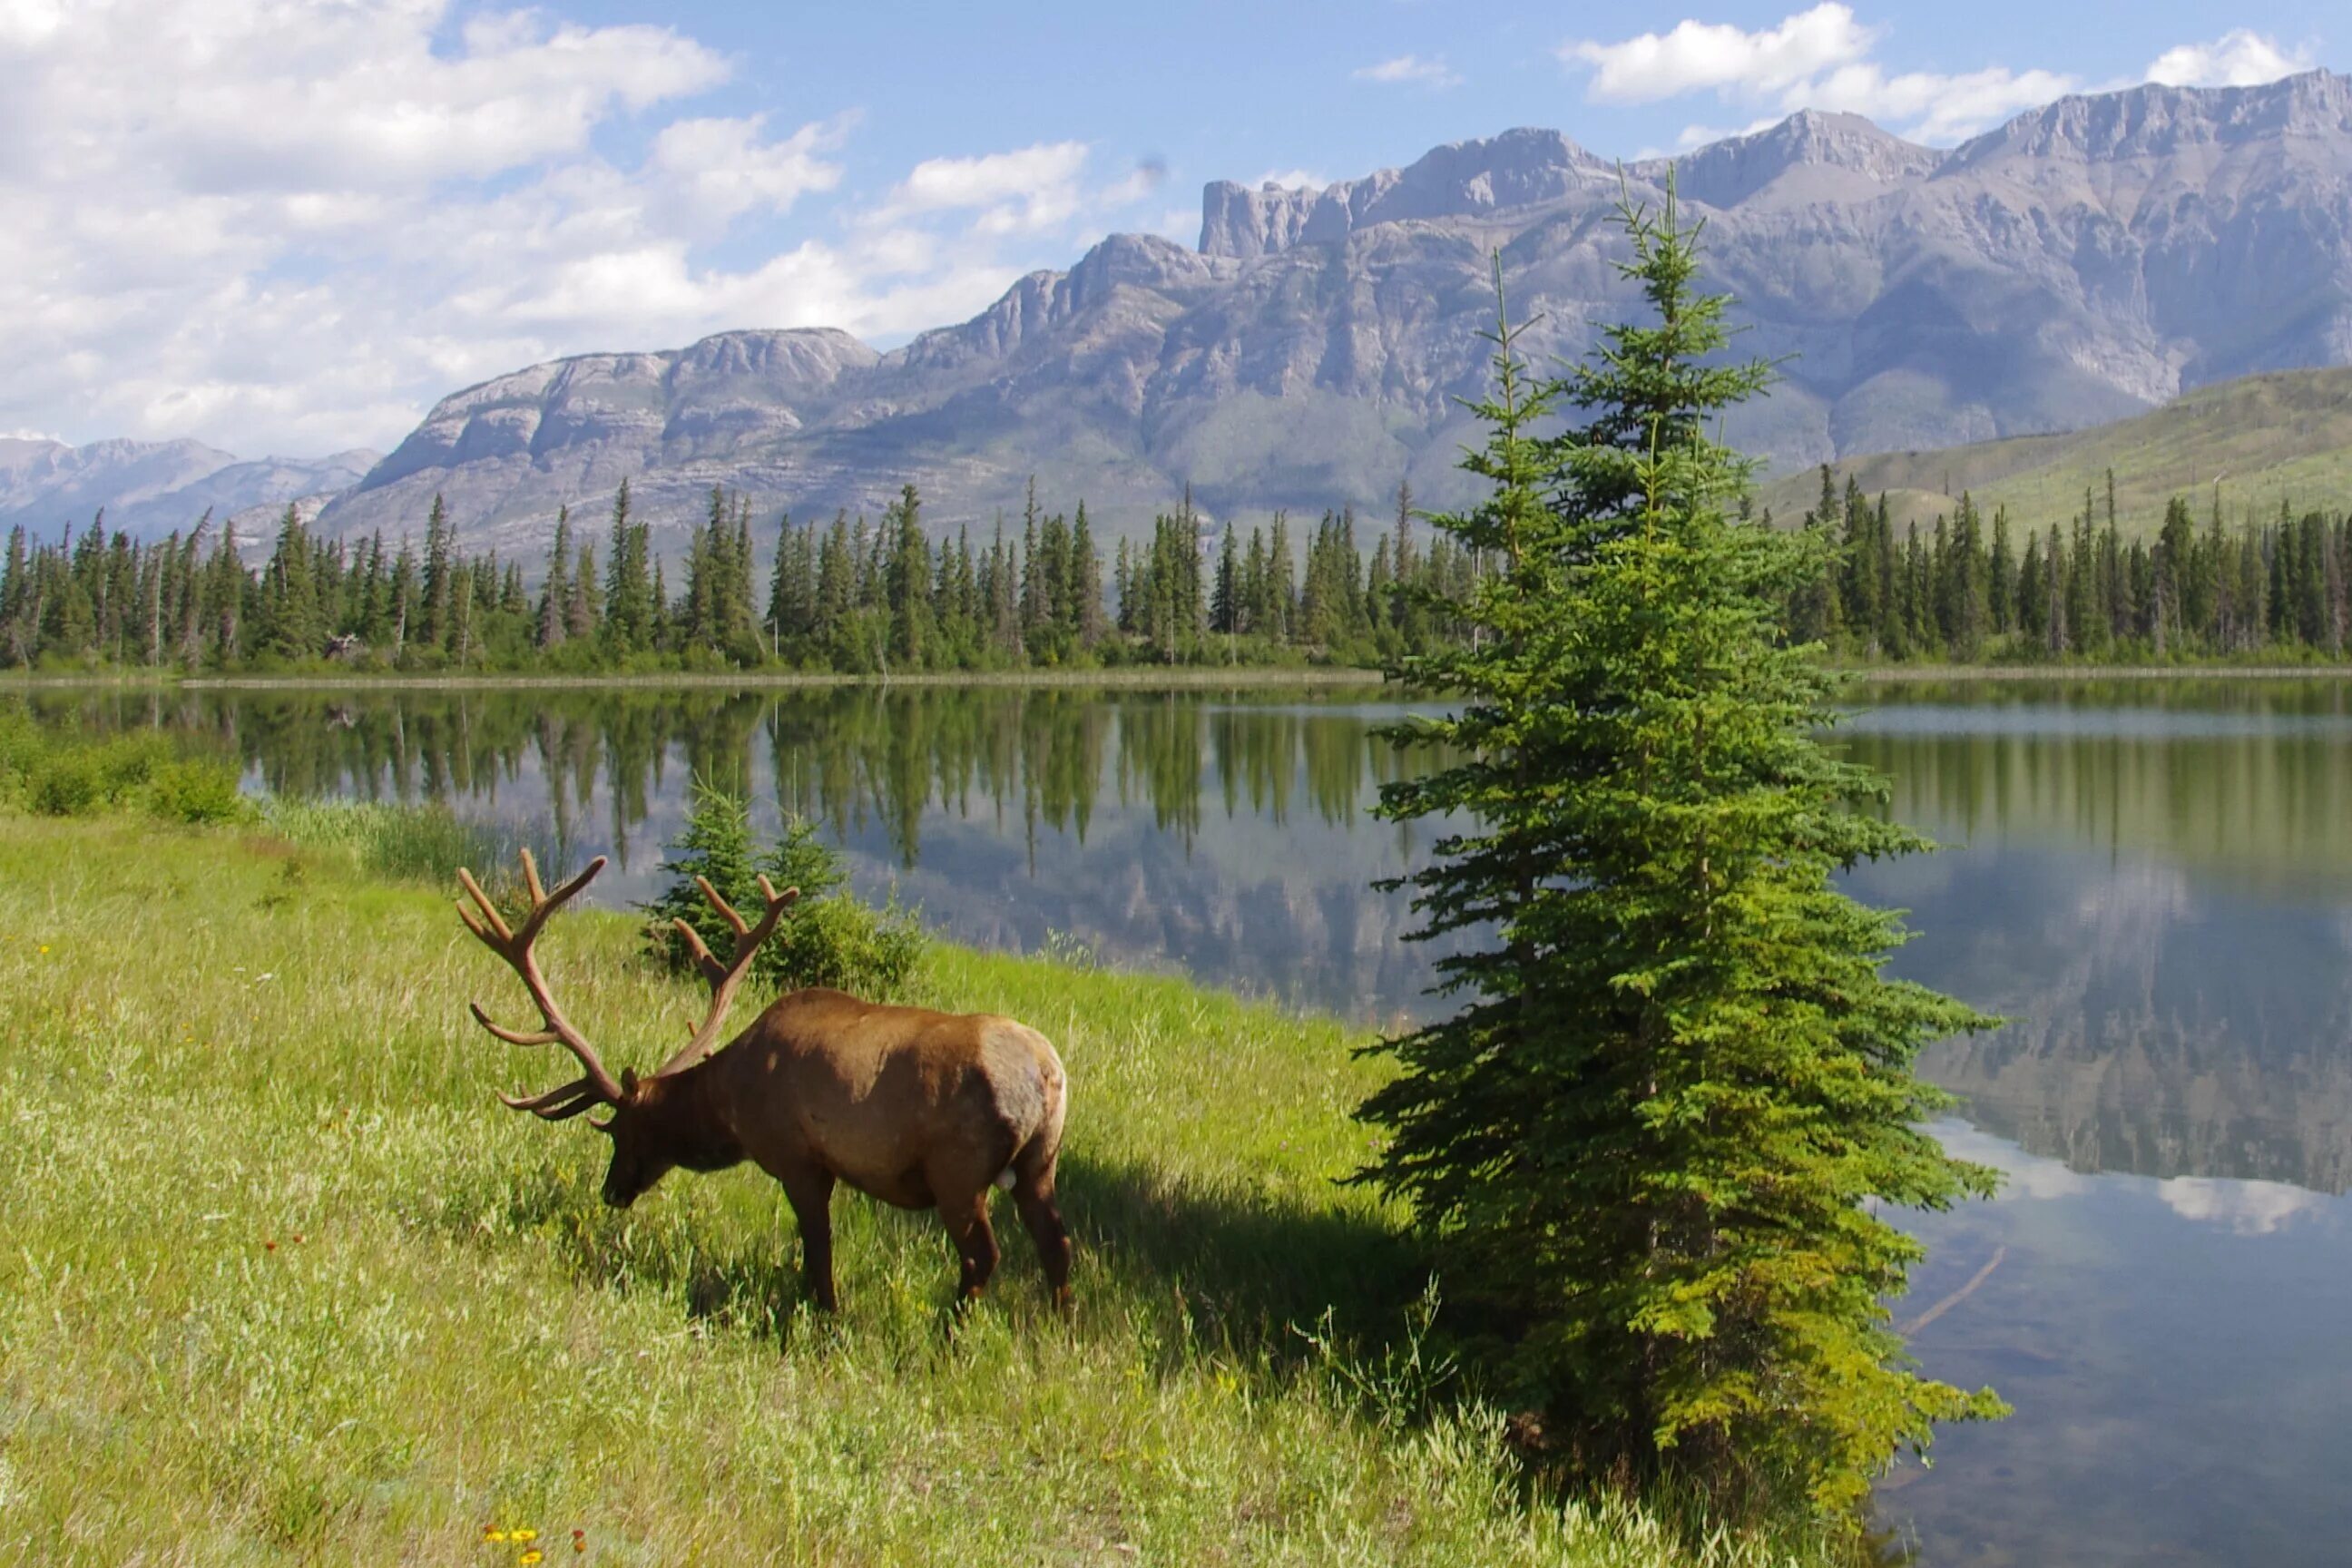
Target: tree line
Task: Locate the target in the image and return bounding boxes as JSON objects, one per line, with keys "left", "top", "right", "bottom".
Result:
{"left": 1788, "top": 468, "right": 2351, "bottom": 661}
{"left": 5, "top": 461, "right": 2349, "bottom": 673}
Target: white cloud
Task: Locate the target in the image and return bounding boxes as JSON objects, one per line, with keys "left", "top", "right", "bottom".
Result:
{"left": 1354, "top": 54, "right": 1464, "bottom": 90}
{"left": 1932, "top": 1122, "right": 2095, "bottom": 1200}
{"left": 1561, "top": 5, "right": 2079, "bottom": 143}
{"left": 1672, "top": 117, "right": 1782, "bottom": 152}
{"left": 2156, "top": 1177, "right": 2329, "bottom": 1235}
{"left": 1563, "top": 4, "right": 1877, "bottom": 103}
{"left": 0, "top": 4, "right": 1152, "bottom": 457}
{"left": 1254, "top": 169, "right": 1328, "bottom": 191}
{"left": 2145, "top": 30, "right": 2316, "bottom": 89}
{"left": 875, "top": 142, "right": 1093, "bottom": 231}
{"left": 1565, "top": 8, "right": 2322, "bottom": 150}
{"left": 647, "top": 113, "right": 852, "bottom": 230}
{"left": 1806, "top": 63, "right": 2084, "bottom": 146}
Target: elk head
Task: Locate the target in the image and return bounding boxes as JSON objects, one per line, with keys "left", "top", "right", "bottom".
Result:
{"left": 455, "top": 849, "right": 797, "bottom": 1209}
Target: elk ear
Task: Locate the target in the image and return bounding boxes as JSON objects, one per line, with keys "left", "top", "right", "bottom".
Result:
{"left": 621, "top": 1066, "right": 640, "bottom": 1099}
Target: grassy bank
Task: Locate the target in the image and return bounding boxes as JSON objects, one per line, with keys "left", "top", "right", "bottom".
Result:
{"left": 0, "top": 811, "right": 1814, "bottom": 1566}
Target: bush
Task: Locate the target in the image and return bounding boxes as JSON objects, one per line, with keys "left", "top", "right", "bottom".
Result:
{"left": 643, "top": 778, "right": 925, "bottom": 1001}
{"left": 142, "top": 759, "right": 256, "bottom": 826}
{"left": 20, "top": 733, "right": 181, "bottom": 816}
{"left": 28, "top": 750, "right": 103, "bottom": 816}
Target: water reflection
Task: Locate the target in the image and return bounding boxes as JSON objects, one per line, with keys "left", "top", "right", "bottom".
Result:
{"left": 1839, "top": 684, "right": 2352, "bottom": 1195}
{"left": 24, "top": 682, "right": 1457, "bottom": 1019}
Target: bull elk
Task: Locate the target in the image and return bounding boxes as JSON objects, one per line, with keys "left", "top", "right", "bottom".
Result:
{"left": 455, "top": 850, "right": 1073, "bottom": 1313}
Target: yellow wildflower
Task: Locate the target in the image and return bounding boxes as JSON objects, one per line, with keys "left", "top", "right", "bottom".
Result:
{"left": 484, "top": 1528, "right": 508, "bottom": 1543}
{"left": 513, "top": 1529, "right": 538, "bottom": 1543}
{"left": 520, "top": 1553, "right": 544, "bottom": 1565}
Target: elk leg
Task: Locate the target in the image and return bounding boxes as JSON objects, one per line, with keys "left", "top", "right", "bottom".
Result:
{"left": 941, "top": 1187, "right": 1000, "bottom": 1305}
{"left": 1013, "top": 1171, "right": 1073, "bottom": 1313}
{"left": 780, "top": 1168, "right": 838, "bottom": 1313}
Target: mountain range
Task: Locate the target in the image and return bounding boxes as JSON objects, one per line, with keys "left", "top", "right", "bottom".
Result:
{"left": 16, "top": 69, "right": 2352, "bottom": 554}
{"left": 0, "top": 438, "right": 377, "bottom": 544}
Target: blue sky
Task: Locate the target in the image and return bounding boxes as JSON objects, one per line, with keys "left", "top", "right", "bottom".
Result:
{"left": 0, "top": 1, "right": 2337, "bottom": 455}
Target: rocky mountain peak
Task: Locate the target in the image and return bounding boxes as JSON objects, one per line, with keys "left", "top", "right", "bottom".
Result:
{"left": 1200, "top": 126, "right": 1608, "bottom": 258}
{"left": 1661, "top": 109, "right": 1941, "bottom": 208}
{"left": 1947, "top": 69, "right": 2352, "bottom": 170}
{"left": 3, "top": 65, "right": 2310, "bottom": 560}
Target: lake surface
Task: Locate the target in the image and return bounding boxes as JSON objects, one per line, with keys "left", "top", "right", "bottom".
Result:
{"left": 20, "top": 676, "right": 2352, "bottom": 1567}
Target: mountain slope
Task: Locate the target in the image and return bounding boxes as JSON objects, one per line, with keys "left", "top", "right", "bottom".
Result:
{"left": 0, "top": 438, "right": 380, "bottom": 542}
{"left": 276, "top": 68, "right": 2352, "bottom": 551}
{"left": 1755, "top": 367, "right": 2352, "bottom": 537}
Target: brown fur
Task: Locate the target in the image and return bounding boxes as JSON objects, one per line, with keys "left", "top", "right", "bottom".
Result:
{"left": 457, "top": 852, "right": 1073, "bottom": 1316}
{"left": 602, "top": 988, "right": 1073, "bottom": 1312}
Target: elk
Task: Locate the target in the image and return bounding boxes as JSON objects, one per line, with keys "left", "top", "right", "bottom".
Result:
{"left": 455, "top": 850, "right": 1072, "bottom": 1313}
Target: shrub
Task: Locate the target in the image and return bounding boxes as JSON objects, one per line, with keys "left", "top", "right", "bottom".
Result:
{"left": 14, "top": 731, "right": 186, "bottom": 817}
{"left": 27, "top": 750, "right": 104, "bottom": 816}
{"left": 643, "top": 778, "right": 925, "bottom": 1001}
{"left": 142, "top": 759, "right": 256, "bottom": 826}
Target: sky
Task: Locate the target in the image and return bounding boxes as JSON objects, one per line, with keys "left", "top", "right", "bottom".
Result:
{"left": 1, "top": 0, "right": 2340, "bottom": 457}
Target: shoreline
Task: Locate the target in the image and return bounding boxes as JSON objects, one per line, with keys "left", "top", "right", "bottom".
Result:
{"left": 4, "top": 662, "right": 2348, "bottom": 692}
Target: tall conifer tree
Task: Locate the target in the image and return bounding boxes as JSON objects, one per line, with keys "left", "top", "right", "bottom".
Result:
{"left": 1365, "top": 190, "right": 2002, "bottom": 1514}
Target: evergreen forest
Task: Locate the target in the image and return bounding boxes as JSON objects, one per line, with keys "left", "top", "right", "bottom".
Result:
{"left": 4, "top": 461, "right": 2347, "bottom": 674}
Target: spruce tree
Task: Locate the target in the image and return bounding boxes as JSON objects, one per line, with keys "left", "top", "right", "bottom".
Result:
{"left": 538, "top": 506, "right": 573, "bottom": 650}
{"left": 1363, "top": 191, "right": 2002, "bottom": 1516}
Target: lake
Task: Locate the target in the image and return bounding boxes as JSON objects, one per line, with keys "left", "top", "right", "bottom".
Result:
{"left": 21, "top": 675, "right": 2352, "bottom": 1567}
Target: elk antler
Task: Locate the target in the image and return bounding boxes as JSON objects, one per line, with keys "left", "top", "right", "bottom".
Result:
{"left": 455, "top": 850, "right": 625, "bottom": 1118}
{"left": 652, "top": 875, "right": 799, "bottom": 1076}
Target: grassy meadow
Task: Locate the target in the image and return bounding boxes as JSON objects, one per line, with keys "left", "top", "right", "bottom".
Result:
{"left": 0, "top": 808, "right": 1819, "bottom": 1566}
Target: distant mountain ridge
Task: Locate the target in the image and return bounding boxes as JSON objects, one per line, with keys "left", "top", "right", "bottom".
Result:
{"left": 1756, "top": 367, "right": 2352, "bottom": 539}
{"left": 42, "top": 70, "right": 2352, "bottom": 554}
{"left": 0, "top": 437, "right": 378, "bottom": 543}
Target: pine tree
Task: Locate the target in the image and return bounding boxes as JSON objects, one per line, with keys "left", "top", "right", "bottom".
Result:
{"left": 887, "top": 483, "right": 933, "bottom": 669}
{"left": 1069, "top": 502, "right": 1103, "bottom": 648}
{"left": 1363, "top": 193, "right": 2002, "bottom": 1516}
{"left": 538, "top": 506, "right": 573, "bottom": 650}
{"left": 419, "top": 493, "right": 456, "bottom": 652}
{"left": 1211, "top": 524, "right": 1240, "bottom": 636}
{"left": 603, "top": 478, "right": 653, "bottom": 655}
{"left": 258, "top": 503, "right": 320, "bottom": 661}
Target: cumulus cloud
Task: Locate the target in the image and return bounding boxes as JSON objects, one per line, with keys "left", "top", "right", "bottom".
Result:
{"left": 0, "top": 1, "right": 1152, "bottom": 457}
{"left": 1254, "top": 169, "right": 1328, "bottom": 191}
{"left": 874, "top": 142, "right": 1094, "bottom": 233}
{"left": 1561, "top": 6, "right": 2314, "bottom": 149}
{"left": 2146, "top": 30, "right": 2318, "bottom": 89}
{"left": 2156, "top": 1177, "right": 2330, "bottom": 1235}
{"left": 1354, "top": 54, "right": 1463, "bottom": 90}
{"left": 1932, "top": 1122, "right": 2096, "bottom": 1200}
{"left": 1563, "top": 5, "right": 1875, "bottom": 103}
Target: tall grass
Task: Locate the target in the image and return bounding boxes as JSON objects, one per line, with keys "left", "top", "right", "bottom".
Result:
{"left": 262, "top": 796, "right": 549, "bottom": 890}
{"left": 0, "top": 810, "right": 1823, "bottom": 1566}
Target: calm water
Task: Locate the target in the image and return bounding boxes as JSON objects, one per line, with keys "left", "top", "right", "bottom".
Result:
{"left": 23, "top": 676, "right": 2352, "bottom": 1567}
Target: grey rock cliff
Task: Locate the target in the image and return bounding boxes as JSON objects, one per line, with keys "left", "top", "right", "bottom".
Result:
{"left": 309, "top": 70, "right": 2352, "bottom": 552}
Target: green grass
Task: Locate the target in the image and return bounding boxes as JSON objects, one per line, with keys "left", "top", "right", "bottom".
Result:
{"left": 1757, "top": 366, "right": 2352, "bottom": 540}
{"left": 0, "top": 812, "right": 1818, "bottom": 1566}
